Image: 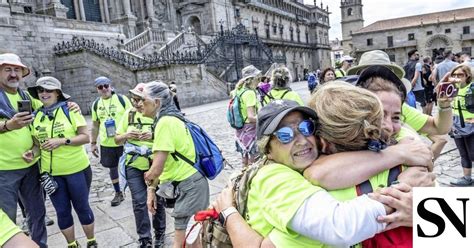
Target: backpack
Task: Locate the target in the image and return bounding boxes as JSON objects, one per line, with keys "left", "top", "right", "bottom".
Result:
{"left": 226, "top": 89, "right": 248, "bottom": 129}
{"left": 92, "top": 93, "right": 126, "bottom": 113}
{"left": 356, "top": 165, "right": 413, "bottom": 248}
{"left": 263, "top": 89, "right": 291, "bottom": 106}
{"left": 464, "top": 84, "right": 474, "bottom": 113}
{"left": 166, "top": 114, "right": 225, "bottom": 180}
{"left": 200, "top": 160, "right": 265, "bottom": 247}
{"left": 403, "top": 60, "right": 417, "bottom": 81}
{"left": 307, "top": 74, "right": 317, "bottom": 92}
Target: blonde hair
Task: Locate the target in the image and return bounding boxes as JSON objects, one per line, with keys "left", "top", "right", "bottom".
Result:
{"left": 309, "top": 81, "right": 385, "bottom": 152}
{"left": 271, "top": 66, "right": 292, "bottom": 88}
{"left": 235, "top": 76, "right": 259, "bottom": 90}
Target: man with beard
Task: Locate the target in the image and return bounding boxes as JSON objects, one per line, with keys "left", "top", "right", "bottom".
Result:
{"left": 0, "top": 53, "right": 47, "bottom": 248}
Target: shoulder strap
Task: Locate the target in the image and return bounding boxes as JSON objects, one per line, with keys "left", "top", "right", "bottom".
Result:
{"left": 92, "top": 97, "right": 100, "bottom": 113}
{"left": 387, "top": 165, "right": 402, "bottom": 185}
{"left": 18, "top": 89, "right": 31, "bottom": 101}
{"left": 281, "top": 90, "right": 291, "bottom": 99}
{"left": 61, "top": 104, "right": 72, "bottom": 125}
{"left": 355, "top": 180, "right": 373, "bottom": 195}
{"left": 117, "top": 94, "right": 126, "bottom": 108}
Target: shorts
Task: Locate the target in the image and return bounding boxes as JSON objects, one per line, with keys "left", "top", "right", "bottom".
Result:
{"left": 413, "top": 90, "right": 427, "bottom": 107}
{"left": 100, "top": 146, "right": 124, "bottom": 168}
{"left": 172, "top": 172, "right": 209, "bottom": 230}
{"left": 424, "top": 85, "right": 435, "bottom": 103}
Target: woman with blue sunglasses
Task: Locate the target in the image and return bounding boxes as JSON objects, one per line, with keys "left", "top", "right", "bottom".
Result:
{"left": 212, "top": 83, "right": 429, "bottom": 247}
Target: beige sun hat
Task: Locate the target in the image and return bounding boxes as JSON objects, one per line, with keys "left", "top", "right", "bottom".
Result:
{"left": 241, "top": 65, "right": 262, "bottom": 81}
{"left": 347, "top": 50, "right": 405, "bottom": 79}
{"left": 0, "top": 53, "right": 30, "bottom": 77}
{"left": 129, "top": 83, "right": 146, "bottom": 98}
{"left": 28, "top": 76, "right": 71, "bottom": 100}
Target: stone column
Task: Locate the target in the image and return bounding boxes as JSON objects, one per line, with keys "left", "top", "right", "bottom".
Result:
{"left": 78, "top": 0, "right": 86, "bottom": 21}
{"left": 123, "top": 0, "right": 132, "bottom": 16}
{"left": 145, "top": 0, "right": 154, "bottom": 19}
{"left": 100, "top": 0, "right": 110, "bottom": 23}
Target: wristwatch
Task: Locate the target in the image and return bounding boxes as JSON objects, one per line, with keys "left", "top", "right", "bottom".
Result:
{"left": 65, "top": 138, "right": 71, "bottom": 145}
{"left": 218, "top": 207, "right": 238, "bottom": 227}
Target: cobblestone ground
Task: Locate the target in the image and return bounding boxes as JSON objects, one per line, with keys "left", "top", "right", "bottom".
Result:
{"left": 19, "top": 81, "right": 463, "bottom": 247}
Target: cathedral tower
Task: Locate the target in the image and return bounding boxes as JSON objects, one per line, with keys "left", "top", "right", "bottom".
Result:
{"left": 340, "top": 0, "right": 364, "bottom": 56}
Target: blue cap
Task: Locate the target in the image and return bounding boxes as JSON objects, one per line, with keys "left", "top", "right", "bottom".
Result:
{"left": 94, "top": 76, "right": 111, "bottom": 86}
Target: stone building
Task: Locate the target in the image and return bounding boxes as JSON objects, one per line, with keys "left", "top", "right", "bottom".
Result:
{"left": 340, "top": 0, "right": 474, "bottom": 66}
{"left": 0, "top": 0, "right": 331, "bottom": 111}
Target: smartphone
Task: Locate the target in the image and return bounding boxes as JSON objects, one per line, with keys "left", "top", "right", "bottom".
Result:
{"left": 438, "top": 83, "right": 458, "bottom": 98}
{"left": 17, "top": 100, "right": 32, "bottom": 114}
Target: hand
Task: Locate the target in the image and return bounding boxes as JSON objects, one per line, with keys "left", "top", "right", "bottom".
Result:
{"left": 147, "top": 189, "right": 157, "bottom": 215}
{"left": 370, "top": 183, "right": 413, "bottom": 230}
{"left": 67, "top": 102, "right": 82, "bottom": 113}
{"left": 139, "top": 132, "right": 153, "bottom": 141}
{"left": 398, "top": 167, "right": 436, "bottom": 187}
{"left": 7, "top": 112, "right": 34, "bottom": 130}
{"left": 126, "top": 131, "right": 141, "bottom": 140}
{"left": 41, "top": 138, "right": 65, "bottom": 151}
{"left": 211, "top": 187, "right": 235, "bottom": 213}
{"left": 395, "top": 138, "right": 433, "bottom": 170}
{"left": 22, "top": 150, "right": 35, "bottom": 163}
{"left": 91, "top": 143, "right": 99, "bottom": 158}
{"left": 144, "top": 167, "right": 159, "bottom": 183}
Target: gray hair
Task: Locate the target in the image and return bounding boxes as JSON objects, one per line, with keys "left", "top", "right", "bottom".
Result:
{"left": 144, "top": 81, "right": 181, "bottom": 119}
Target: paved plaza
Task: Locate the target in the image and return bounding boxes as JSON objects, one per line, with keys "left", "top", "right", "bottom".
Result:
{"left": 23, "top": 81, "right": 462, "bottom": 247}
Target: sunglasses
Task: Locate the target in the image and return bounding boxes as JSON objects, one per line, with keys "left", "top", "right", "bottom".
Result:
{"left": 273, "top": 119, "right": 315, "bottom": 144}
{"left": 131, "top": 97, "right": 144, "bottom": 105}
{"left": 37, "top": 87, "right": 55, "bottom": 93}
{"left": 452, "top": 73, "right": 466, "bottom": 78}
{"left": 97, "top": 84, "right": 110, "bottom": 90}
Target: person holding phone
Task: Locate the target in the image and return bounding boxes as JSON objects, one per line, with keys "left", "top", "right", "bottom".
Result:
{"left": 448, "top": 64, "right": 474, "bottom": 186}
{"left": 0, "top": 53, "right": 47, "bottom": 248}
{"left": 24, "top": 76, "right": 97, "bottom": 248}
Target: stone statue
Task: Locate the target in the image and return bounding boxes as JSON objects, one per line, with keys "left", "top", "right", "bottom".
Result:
{"left": 154, "top": 0, "right": 169, "bottom": 21}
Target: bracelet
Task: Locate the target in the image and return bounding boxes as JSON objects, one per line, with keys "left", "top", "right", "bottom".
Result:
{"left": 3, "top": 120, "right": 10, "bottom": 131}
{"left": 147, "top": 186, "right": 157, "bottom": 191}
{"left": 438, "top": 106, "right": 452, "bottom": 112}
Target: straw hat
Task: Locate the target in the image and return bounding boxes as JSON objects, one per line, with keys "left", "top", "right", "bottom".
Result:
{"left": 0, "top": 53, "right": 30, "bottom": 77}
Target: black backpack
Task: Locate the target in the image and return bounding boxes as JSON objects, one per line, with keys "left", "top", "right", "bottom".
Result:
{"left": 92, "top": 93, "right": 126, "bottom": 113}
{"left": 403, "top": 60, "right": 417, "bottom": 81}
{"left": 465, "top": 84, "right": 474, "bottom": 113}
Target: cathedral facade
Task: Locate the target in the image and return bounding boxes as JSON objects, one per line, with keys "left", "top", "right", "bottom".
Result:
{"left": 340, "top": 0, "right": 474, "bottom": 65}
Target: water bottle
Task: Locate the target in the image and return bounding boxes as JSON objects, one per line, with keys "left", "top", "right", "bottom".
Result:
{"left": 105, "top": 119, "right": 116, "bottom": 137}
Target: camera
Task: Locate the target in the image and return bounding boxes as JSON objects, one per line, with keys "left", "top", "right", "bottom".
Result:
{"left": 438, "top": 83, "right": 458, "bottom": 98}
{"left": 40, "top": 172, "right": 58, "bottom": 196}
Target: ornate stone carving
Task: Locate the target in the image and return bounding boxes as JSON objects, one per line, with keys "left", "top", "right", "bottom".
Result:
{"left": 154, "top": 0, "right": 169, "bottom": 21}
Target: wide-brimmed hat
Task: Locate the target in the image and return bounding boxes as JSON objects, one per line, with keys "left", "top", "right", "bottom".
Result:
{"left": 241, "top": 65, "right": 262, "bottom": 81}
{"left": 356, "top": 65, "right": 408, "bottom": 101}
{"left": 257, "top": 99, "right": 318, "bottom": 140}
{"left": 0, "top": 53, "right": 30, "bottom": 77}
{"left": 347, "top": 50, "right": 405, "bottom": 79}
{"left": 340, "top": 55, "right": 354, "bottom": 63}
{"left": 129, "top": 83, "right": 146, "bottom": 98}
{"left": 28, "top": 76, "right": 71, "bottom": 100}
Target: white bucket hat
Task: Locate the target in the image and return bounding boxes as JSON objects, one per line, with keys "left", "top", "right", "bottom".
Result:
{"left": 28, "top": 76, "right": 71, "bottom": 100}
{"left": 0, "top": 53, "right": 30, "bottom": 77}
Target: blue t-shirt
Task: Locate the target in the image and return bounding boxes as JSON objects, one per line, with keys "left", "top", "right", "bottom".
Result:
{"left": 412, "top": 62, "right": 424, "bottom": 91}
{"left": 436, "top": 59, "right": 459, "bottom": 81}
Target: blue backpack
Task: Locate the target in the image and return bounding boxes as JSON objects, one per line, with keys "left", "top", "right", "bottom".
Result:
{"left": 226, "top": 89, "right": 248, "bottom": 129}
{"left": 167, "top": 114, "right": 225, "bottom": 180}
{"left": 307, "top": 73, "right": 317, "bottom": 91}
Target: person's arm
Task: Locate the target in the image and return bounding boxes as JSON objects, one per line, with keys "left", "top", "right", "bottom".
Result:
{"left": 0, "top": 112, "right": 34, "bottom": 133}
{"left": 145, "top": 151, "right": 168, "bottom": 214}
{"left": 212, "top": 187, "right": 264, "bottom": 248}
{"left": 289, "top": 190, "right": 388, "bottom": 246}
{"left": 397, "top": 167, "right": 436, "bottom": 187}
{"left": 90, "top": 120, "right": 100, "bottom": 157}
{"left": 303, "top": 138, "right": 433, "bottom": 190}
{"left": 66, "top": 101, "right": 81, "bottom": 113}
{"left": 411, "top": 69, "right": 420, "bottom": 87}
{"left": 247, "top": 106, "right": 257, "bottom": 123}
{"left": 0, "top": 210, "right": 38, "bottom": 248}
{"left": 2, "top": 232, "right": 38, "bottom": 248}
{"left": 418, "top": 89, "right": 453, "bottom": 135}
{"left": 429, "top": 66, "right": 438, "bottom": 84}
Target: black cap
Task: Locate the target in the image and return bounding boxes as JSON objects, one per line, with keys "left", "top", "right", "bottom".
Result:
{"left": 257, "top": 99, "right": 318, "bottom": 140}
{"left": 356, "top": 65, "right": 407, "bottom": 101}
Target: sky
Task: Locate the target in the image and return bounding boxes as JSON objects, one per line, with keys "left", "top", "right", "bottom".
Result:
{"left": 303, "top": 0, "right": 474, "bottom": 40}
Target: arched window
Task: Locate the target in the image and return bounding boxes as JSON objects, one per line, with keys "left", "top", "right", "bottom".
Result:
{"left": 347, "top": 8, "right": 353, "bottom": 16}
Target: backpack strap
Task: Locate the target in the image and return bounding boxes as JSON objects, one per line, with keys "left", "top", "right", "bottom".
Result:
{"left": 387, "top": 165, "right": 402, "bottom": 185}
{"left": 92, "top": 97, "right": 100, "bottom": 113}
{"left": 356, "top": 165, "right": 403, "bottom": 196}
{"left": 60, "top": 104, "right": 72, "bottom": 125}
{"left": 355, "top": 180, "right": 373, "bottom": 195}
{"left": 116, "top": 93, "right": 126, "bottom": 109}
{"left": 280, "top": 90, "right": 291, "bottom": 99}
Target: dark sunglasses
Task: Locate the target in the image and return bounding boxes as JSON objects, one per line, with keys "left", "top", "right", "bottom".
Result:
{"left": 273, "top": 119, "right": 315, "bottom": 144}
{"left": 97, "top": 84, "right": 110, "bottom": 90}
{"left": 37, "top": 87, "right": 55, "bottom": 93}
{"left": 131, "top": 97, "right": 144, "bottom": 104}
